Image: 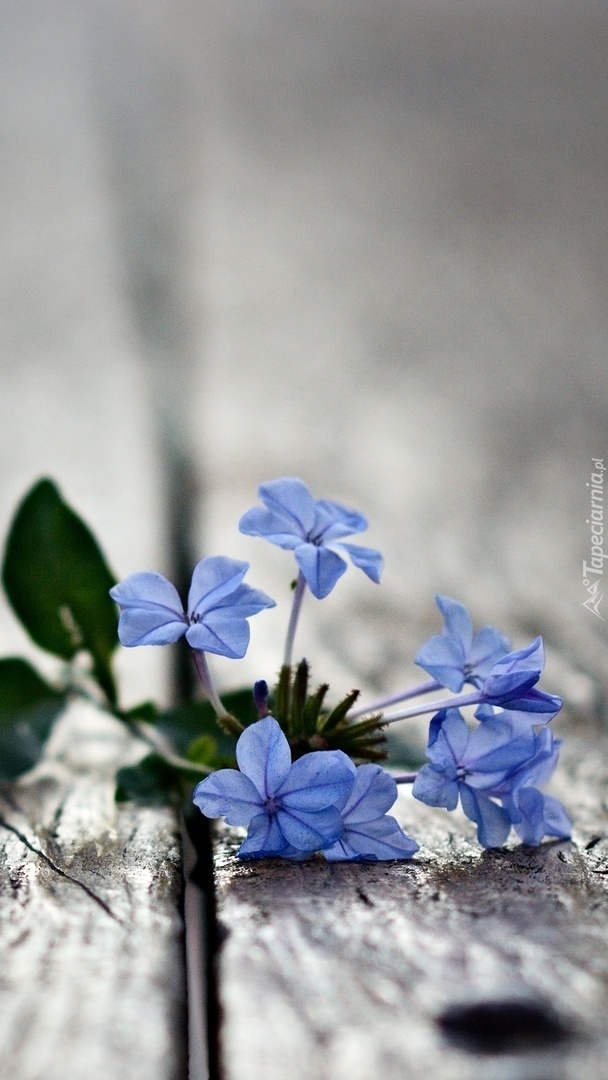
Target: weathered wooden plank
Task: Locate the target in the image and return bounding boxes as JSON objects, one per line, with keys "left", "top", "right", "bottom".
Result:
{"left": 0, "top": 6, "right": 197, "bottom": 1077}
{"left": 212, "top": 733, "right": 608, "bottom": 1080}
{"left": 190, "top": 2, "right": 608, "bottom": 1076}
{"left": 0, "top": 702, "right": 186, "bottom": 1080}
{"left": 191, "top": 0, "right": 608, "bottom": 689}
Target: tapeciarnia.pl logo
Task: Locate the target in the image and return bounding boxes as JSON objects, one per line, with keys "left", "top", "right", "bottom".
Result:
{"left": 582, "top": 458, "right": 605, "bottom": 620}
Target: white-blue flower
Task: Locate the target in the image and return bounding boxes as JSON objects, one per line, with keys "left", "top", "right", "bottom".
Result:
{"left": 110, "top": 555, "right": 275, "bottom": 660}
{"left": 414, "top": 595, "right": 510, "bottom": 693}
{"left": 323, "top": 761, "right": 419, "bottom": 862}
{"left": 239, "top": 477, "right": 383, "bottom": 599}
{"left": 412, "top": 708, "right": 570, "bottom": 849}
{"left": 193, "top": 717, "right": 356, "bottom": 857}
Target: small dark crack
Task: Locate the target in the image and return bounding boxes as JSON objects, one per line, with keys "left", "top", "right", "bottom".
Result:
{"left": 0, "top": 814, "right": 124, "bottom": 925}
{"left": 585, "top": 836, "right": 604, "bottom": 850}
{"left": 356, "top": 887, "right": 374, "bottom": 907}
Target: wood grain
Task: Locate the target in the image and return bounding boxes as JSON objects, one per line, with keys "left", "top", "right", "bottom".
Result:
{"left": 0, "top": 7, "right": 195, "bottom": 1077}
{"left": 213, "top": 730, "right": 608, "bottom": 1080}
{"left": 192, "top": 4, "right": 608, "bottom": 1077}
{"left": 0, "top": 703, "right": 186, "bottom": 1080}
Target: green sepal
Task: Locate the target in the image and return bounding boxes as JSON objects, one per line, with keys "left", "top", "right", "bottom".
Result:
{"left": 317, "top": 688, "right": 361, "bottom": 733}
{"left": 289, "top": 659, "right": 309, "bottom": 736}
{"left": 0, "top": 658, "right": 66, "bottom": 779}
{"left": 273, "top": 664, "right": 292, "bottom": 729}
{"left": 303, "top": 682, "right": 329, "bottom": 731}
{"left": 2, "top": 479, "right": 119, "bottom": 705}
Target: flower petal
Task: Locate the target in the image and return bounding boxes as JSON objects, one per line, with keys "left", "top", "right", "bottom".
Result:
{"left": 537, "top": 793, "right": 571, "bottom": 840}
{"left": 237, "top": 506, "right": 304, "bottom": 549}
{"left": 192, "top": 769, "right": 262, "bottom": 826}
{"left": 324, "top": 815, "right": 419, "bottom": 862}
{"left": 463, "top": 717, "right": 536, "bottom": 776}
{"left": 432, "top": 709, "right": 471, "bottom": 766}
{"left": 212, "top": 582, "right": 276, "bottom": 618}
{"left": 468, "top": 626, "right": 511, "bottom": 679}
{"left": 238, "top": 812, "right": 289, "bottom": 858}
{"left": 459, "top": 785, "right": 511, "bottom": 848}
{"left": 276, "top": 805, "right": 344, "bottom": 851}
{"left": 507, "top": 786, "right": 546, "bottom": 845}
{"left": 256, "top": 478, "right": 317, "bottom": 536}
{"left": 277, "top": 749, "right": 355, "bottom": 810}
{"left": 436, "top": 595, "right": 473, "bottom": 652}
{"left": 338, "top": 764, "right": 397, "bottom": 823}
{"left": 187, "top": 556, "right": 248, "bottom": 618}
{"left": 185, "top": 615, "right": 250, "bottom": 659}
{"left": 110, "top": 571, "right": 187, "bottom": 646}
{"left": 295, "top": 543, "right": 347, "bottom": 599}
{"left": 501, "top": 689, "right": 563, "bottom": 714}
{"left": 483, "top": 638, "right": 544, "bottom": 700}
{"left": 415, "top": 634, "right": 468, "bottom": 692}
{"left": 337, "top": 543, "right": 384, "bottom": 584}
{"left": 235, "top": 717, "right": 292, "bottom": 800}
{"left": 483, "top": 669, "right": 540, "bottom": 701}
{"left": 313, "top": 500, "right": 368, "bottom": 541}
{"left": 495, "top": 704, "right": 559, "bottom": 727}
{"left": 508, "top": 728, "right": 561, "bottom": 792}
{"left": 412, "top": 764, "right": 459, "bottom": 810}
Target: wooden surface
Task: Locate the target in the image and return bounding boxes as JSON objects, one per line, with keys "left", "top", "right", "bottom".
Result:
{"left": 0, "top": 6, "right": 189, "bottom": 1078}
{"left": 193, "top": 4, "right": 608, "bottom": 1078}
{"left": 1, "top": 3, "right": 608, "bottom": 1079}
{"left": 0, "top": 704, "right": 185, "bottom": 1080}
{"left": 213, "top": 731, "right": 608, "bottom": 1080}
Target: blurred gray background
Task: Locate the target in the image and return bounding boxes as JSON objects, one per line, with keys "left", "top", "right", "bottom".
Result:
{"left": 0, "top": 0, "right": 606, "bottom": 711}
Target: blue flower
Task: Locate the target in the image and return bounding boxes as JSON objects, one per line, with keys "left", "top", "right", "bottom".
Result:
{"left": 323, "top": 761, "right": 419, "bottom": 862}
{"left": 238, "top": 477, "right": 383, "bottom": 599}
{"left": 474, "top": 703, "right": 560, "bottom": 728}
{"left": 192, "top": 717, "right": 355, "bottom": 858}
{"left": 493, "top": 728, "right": 571, "bottom": 844}
{"left": 414, "top": 595, "right": 510, "bottom": 693}
{"left": 412, "top": 708, "right": 568, "bottom": 848}
{"left": 110, "top": 556, "right": 275, "bottom": 659}
{"left": 506, "top": 788, "right": 571, "bottom": 846}
{"left": 480, "top": 638, "right": 563, "bottom": 714}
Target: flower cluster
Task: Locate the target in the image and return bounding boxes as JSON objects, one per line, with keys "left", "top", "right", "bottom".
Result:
{"left": 110, "top": 477, "right": 571, "bottom": 859}
{"left": 193, "top": 716, "right": 418, "bottom": 860}
{"left": 412, "top": 709, "right": 570, "bottom": 848}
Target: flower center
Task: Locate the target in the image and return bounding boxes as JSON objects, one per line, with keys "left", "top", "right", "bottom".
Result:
{"left": 264, "top": 796, "right": 279, "bottom": 814}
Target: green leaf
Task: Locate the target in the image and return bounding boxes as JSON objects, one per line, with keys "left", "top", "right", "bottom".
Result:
{"left": 115, "top": 754, "right": 177, "bottom": 805}
{"left": 220, "top": 688, "right": 258, "bottom": 727}
{"left": 0, "top": 658, "right": 66, "bottom": 779}
{"left": 122, "top": 701, "right": 159, "bottom": 724}
{"left": 2, "top": 479, "right": 119, "bottom": 705}
{"left": 186, "top": 734, "right": 218, "bottom": 765}
{"left": 155, "top": 699, "right": 238, "bottom": 765}
{"left": 153, "top": 688, "right": 256, "bottom": 761}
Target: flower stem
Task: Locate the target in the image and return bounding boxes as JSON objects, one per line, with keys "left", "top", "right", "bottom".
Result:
{"left": 125, "top": 719, "right": 213, "bottom": 776}
{"left": 393, "top": 772, "right": 419, "bottom": 784}
{"left": 192, "top": 649, "right": 228, "bottom": 718}
{"left": 347, "top": 678, "right": 441, "bottom": 720}
{"left": 283, "top": 570, "right": 307, "bottom": 668}
{"left": 383, "top": 690, "right": 482, "bottom": 725}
